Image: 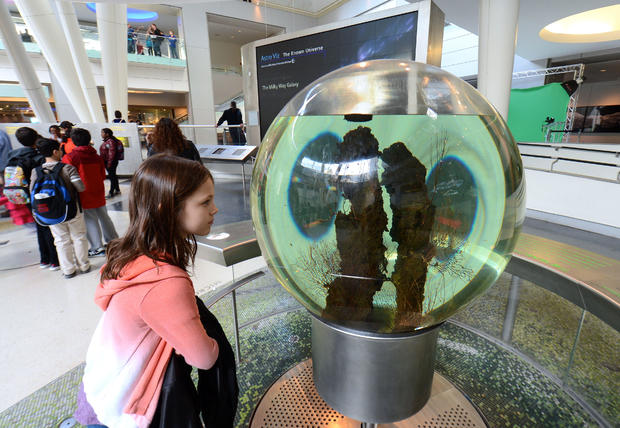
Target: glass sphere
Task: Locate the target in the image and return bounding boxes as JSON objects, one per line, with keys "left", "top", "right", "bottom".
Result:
{"left": 251, "top": 60, "right": 525, "bottom": 333}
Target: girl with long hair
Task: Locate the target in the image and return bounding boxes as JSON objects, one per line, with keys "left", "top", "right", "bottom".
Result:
{"left": 147, "top": 117, "right": 201, "bottom": 162}
{"left": 75, "top": 154, "right": 219, "bottom": 427}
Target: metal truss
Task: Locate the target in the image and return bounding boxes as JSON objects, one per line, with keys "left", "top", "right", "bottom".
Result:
{"left": 512, "top": 64, "right": 585, "bottom": 142}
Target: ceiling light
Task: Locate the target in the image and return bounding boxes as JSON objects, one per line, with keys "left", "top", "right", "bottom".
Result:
{"left": 86, "top": 3, "right": 158, "bottom": 23}
{"left": 539, "top": 5, "right": 620, "bottom": 43}
{"left": 600, "top": 69, "right": 607, "bottom": 72}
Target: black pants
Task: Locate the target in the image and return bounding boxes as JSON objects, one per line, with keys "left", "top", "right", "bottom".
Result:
{"left": 106, "top": 162, "right": 120, "bottom": 193}
{"left": 229, "top": 127, "right": 245, "bottom": 145}
{"left": 35, "top": 222, "right": 59, "bottom": 265}
{"left": 153, "top": 41, "right": 162, "bottom": 56}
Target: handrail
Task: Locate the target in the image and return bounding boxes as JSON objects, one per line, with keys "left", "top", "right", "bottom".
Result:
{"left": 506, "top": 255, "right": 619, "bottom": 332}
{"left": 205, "top": 253, "right": 617, "bottom": 426}
{"left": 204, "top": 270, "right": 265, "bottom": 308}
{"left": 517, "top": 140, "right": 620, "bottom": 183}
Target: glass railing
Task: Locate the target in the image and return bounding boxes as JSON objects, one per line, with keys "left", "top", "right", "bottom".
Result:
{"left": 81, "top": 27, "right": 187, "bottom": 66}
{"left": 450, "top": 268, "right": 619, "bottom": 426}
{"left": 1, "top": 18, "right": 188, "bottom": 67}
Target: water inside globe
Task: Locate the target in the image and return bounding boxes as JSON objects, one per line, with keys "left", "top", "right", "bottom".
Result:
{"left": 252, "top": 112, "right": 524, "bottom": 333}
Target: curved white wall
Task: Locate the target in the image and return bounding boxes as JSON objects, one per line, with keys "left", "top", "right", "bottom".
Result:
{"left": 525, "top": 169, "right": 620, "bottom": 236}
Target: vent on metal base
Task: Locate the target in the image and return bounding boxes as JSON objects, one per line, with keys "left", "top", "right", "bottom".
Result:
{"left": 251, "top": 360, "right": 486, "bottom": 428}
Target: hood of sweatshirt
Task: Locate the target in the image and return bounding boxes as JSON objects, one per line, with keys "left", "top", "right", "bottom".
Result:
{"left": 94, "top": 255, "right": 189, "bottom": 311}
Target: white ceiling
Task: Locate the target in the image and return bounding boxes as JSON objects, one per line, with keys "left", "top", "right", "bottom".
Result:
{"left": 433, "top": 0, "right": 620, "bottom": 62}
{"left": 207, "top": 13, "right": 283, "bottom": 45}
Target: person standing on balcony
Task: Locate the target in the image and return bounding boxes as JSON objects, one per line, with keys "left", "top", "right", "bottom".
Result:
{"left": 167, "top": 30, "right": 178, "bottom": 59}
{"left": 136, "top": 26, "right": 145, "bottom": 55}
{"left": 148, "top": 24, "right": 164, "bottom": 57}
{"left": 127, "top": 25, "right": 136, "bottom": 54}
{"left": 20, "top": 29, "right": 33, "bottom": 43}
{"left": 217, "top": 101, "right": 245, "bottom": 145}
{"left": 145, "top": 32, "right": 153, "bottom": 55}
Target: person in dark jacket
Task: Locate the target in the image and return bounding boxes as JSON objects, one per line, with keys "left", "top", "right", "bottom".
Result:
{"left": 112, "top": 110, "right": 126, "bottom": 124}
{"left": 217, "top": 101, "right": 245, "bottom": 145}
{"left": 150, "top": 296, "right": 238, "bottom": 428}
{"left": 147, "top": 24, "right": 164, "bottom": 57}
{"left": 99, "top": 128, "right": 122, "bottom": 198}
{"left": 3, "top": 127, "right": 60, "bottom": 270}
{"left": 147, "top": 117, "right": 201, "bottom": 162}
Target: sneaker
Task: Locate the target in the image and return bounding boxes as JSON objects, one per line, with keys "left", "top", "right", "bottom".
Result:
{"left": 39, "top": 263, "right": 50, "bottom": 269}
{"left": 80, "top": 265, "right": 92, "bottom": 274}
{"left": 88, "top": 248, "right": 106, "bottom": 257}
{"left": 49, "top": 264, "right": 60, "bottom": 271}
{"left": 64, "top": 271, "right": 77, "bottom": 279}
{"left": 105, "top": 193, "right": 114, "bottom": 200}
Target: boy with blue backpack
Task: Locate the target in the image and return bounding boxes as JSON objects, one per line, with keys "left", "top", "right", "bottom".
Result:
{"left": 2, "top": 127, "right": 60, "bottom": 270}
{"left": 31, "top": 138, "right": 90, "bottom": 279}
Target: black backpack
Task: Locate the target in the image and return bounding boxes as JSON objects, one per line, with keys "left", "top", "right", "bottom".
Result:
{"left": 30, "top": 163, "right": 79, "bottom": 226}
{"left": 114, "top": 137, "right": 125, "bottom": 161}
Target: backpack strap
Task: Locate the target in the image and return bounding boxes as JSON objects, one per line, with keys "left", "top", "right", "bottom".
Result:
{"left": 52, "top": 162, "right": 64, "bottom": 175}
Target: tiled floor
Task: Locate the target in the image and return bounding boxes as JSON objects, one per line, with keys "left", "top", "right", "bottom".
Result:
{"left": 0, "top": 274, "right": 603, "bottom": 427}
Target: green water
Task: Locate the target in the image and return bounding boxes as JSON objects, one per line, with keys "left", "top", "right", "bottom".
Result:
{"left": 251, "top": 114, "right": 525, "bottom": 333}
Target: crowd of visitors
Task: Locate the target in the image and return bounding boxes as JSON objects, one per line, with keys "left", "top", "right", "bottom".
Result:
{"left": 0, "top": 122, "right": 124, "bottom": 277}
{"left": 127, "top": 24, "right": 179, "bottom": 59}
{"left": 0, "top": 116, "right": 205, "bottom": 277}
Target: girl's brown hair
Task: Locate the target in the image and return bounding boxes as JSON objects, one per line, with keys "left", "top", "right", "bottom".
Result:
{"left": 101, "top": 154, "right": 213, "bottom": 280}
{"left": 150, "top": 118, "right": 186, "bottom": 154}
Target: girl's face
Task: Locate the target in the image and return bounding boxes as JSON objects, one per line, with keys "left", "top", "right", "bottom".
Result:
{"left": 180, "top": 178, "right": 217, "bottom": 236}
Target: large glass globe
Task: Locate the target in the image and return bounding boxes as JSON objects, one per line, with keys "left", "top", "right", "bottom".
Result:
{"left": 251, "top": 60, "right": 525, "bottom": 333}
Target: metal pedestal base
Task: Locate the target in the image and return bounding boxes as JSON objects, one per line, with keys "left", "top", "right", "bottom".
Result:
{"left": 312, "top": 316, "right": 441, "bottom": 423}
{"left": 250, "top": 359, "right": 486, "bottom": 427}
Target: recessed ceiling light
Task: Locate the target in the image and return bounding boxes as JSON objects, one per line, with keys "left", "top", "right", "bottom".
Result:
{"left": 540, "top": 5, "right": 620, "bottom": 43}
{"left": 600, "top": 69, "right": 607, "bottom": 72}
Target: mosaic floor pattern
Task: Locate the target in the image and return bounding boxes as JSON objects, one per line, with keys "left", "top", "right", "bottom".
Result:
{"left": 0, "top": 273, "right": 604, "bottom": 427}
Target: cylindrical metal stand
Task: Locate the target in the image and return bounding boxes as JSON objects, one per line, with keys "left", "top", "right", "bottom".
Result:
{"left": 312, "top": 316, "right": 441, "bottom": 424}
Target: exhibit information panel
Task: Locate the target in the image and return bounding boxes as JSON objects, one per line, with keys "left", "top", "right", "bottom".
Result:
{"left": 0, "top": 122, "right": 142, "bottom": 176}
{"left": 255, "top": 12, "right": 418, "bottom": 138}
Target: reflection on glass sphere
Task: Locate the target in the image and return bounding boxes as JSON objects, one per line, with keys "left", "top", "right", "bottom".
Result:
{"left": 251, "top": 60, "right": 525, "bottom": 333}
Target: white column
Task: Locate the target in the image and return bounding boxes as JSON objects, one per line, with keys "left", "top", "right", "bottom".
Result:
{"left": 0, "top": 0, "right": 55, "bottom": 122}
{"left": 477, "top": 0, "right": 519, "bottom": 120}
{"left": 181, "top": 3, "right": 216, "bottom": 144}
{"left": 96, "top": 3, "right": 128, "bottom": 122}
{"left": 55, "top": 0, "right": 105, "bottom": 122}
{"left": 14, "top": 0, "right": 92, "bottom": 122}
{"left": 49, "top": 68, "right": 79, "bottom": 124}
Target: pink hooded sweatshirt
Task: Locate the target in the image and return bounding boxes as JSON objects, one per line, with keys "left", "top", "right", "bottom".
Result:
{"left": 81, "top": 256, "right": 219, "bottom": 428}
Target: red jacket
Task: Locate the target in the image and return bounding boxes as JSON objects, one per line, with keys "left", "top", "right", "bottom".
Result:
{"left": 64, "top": 145, "right": 106, "bottom": 209}
{"left": 99, "top": 137, "right": 118, "bottom": 169}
